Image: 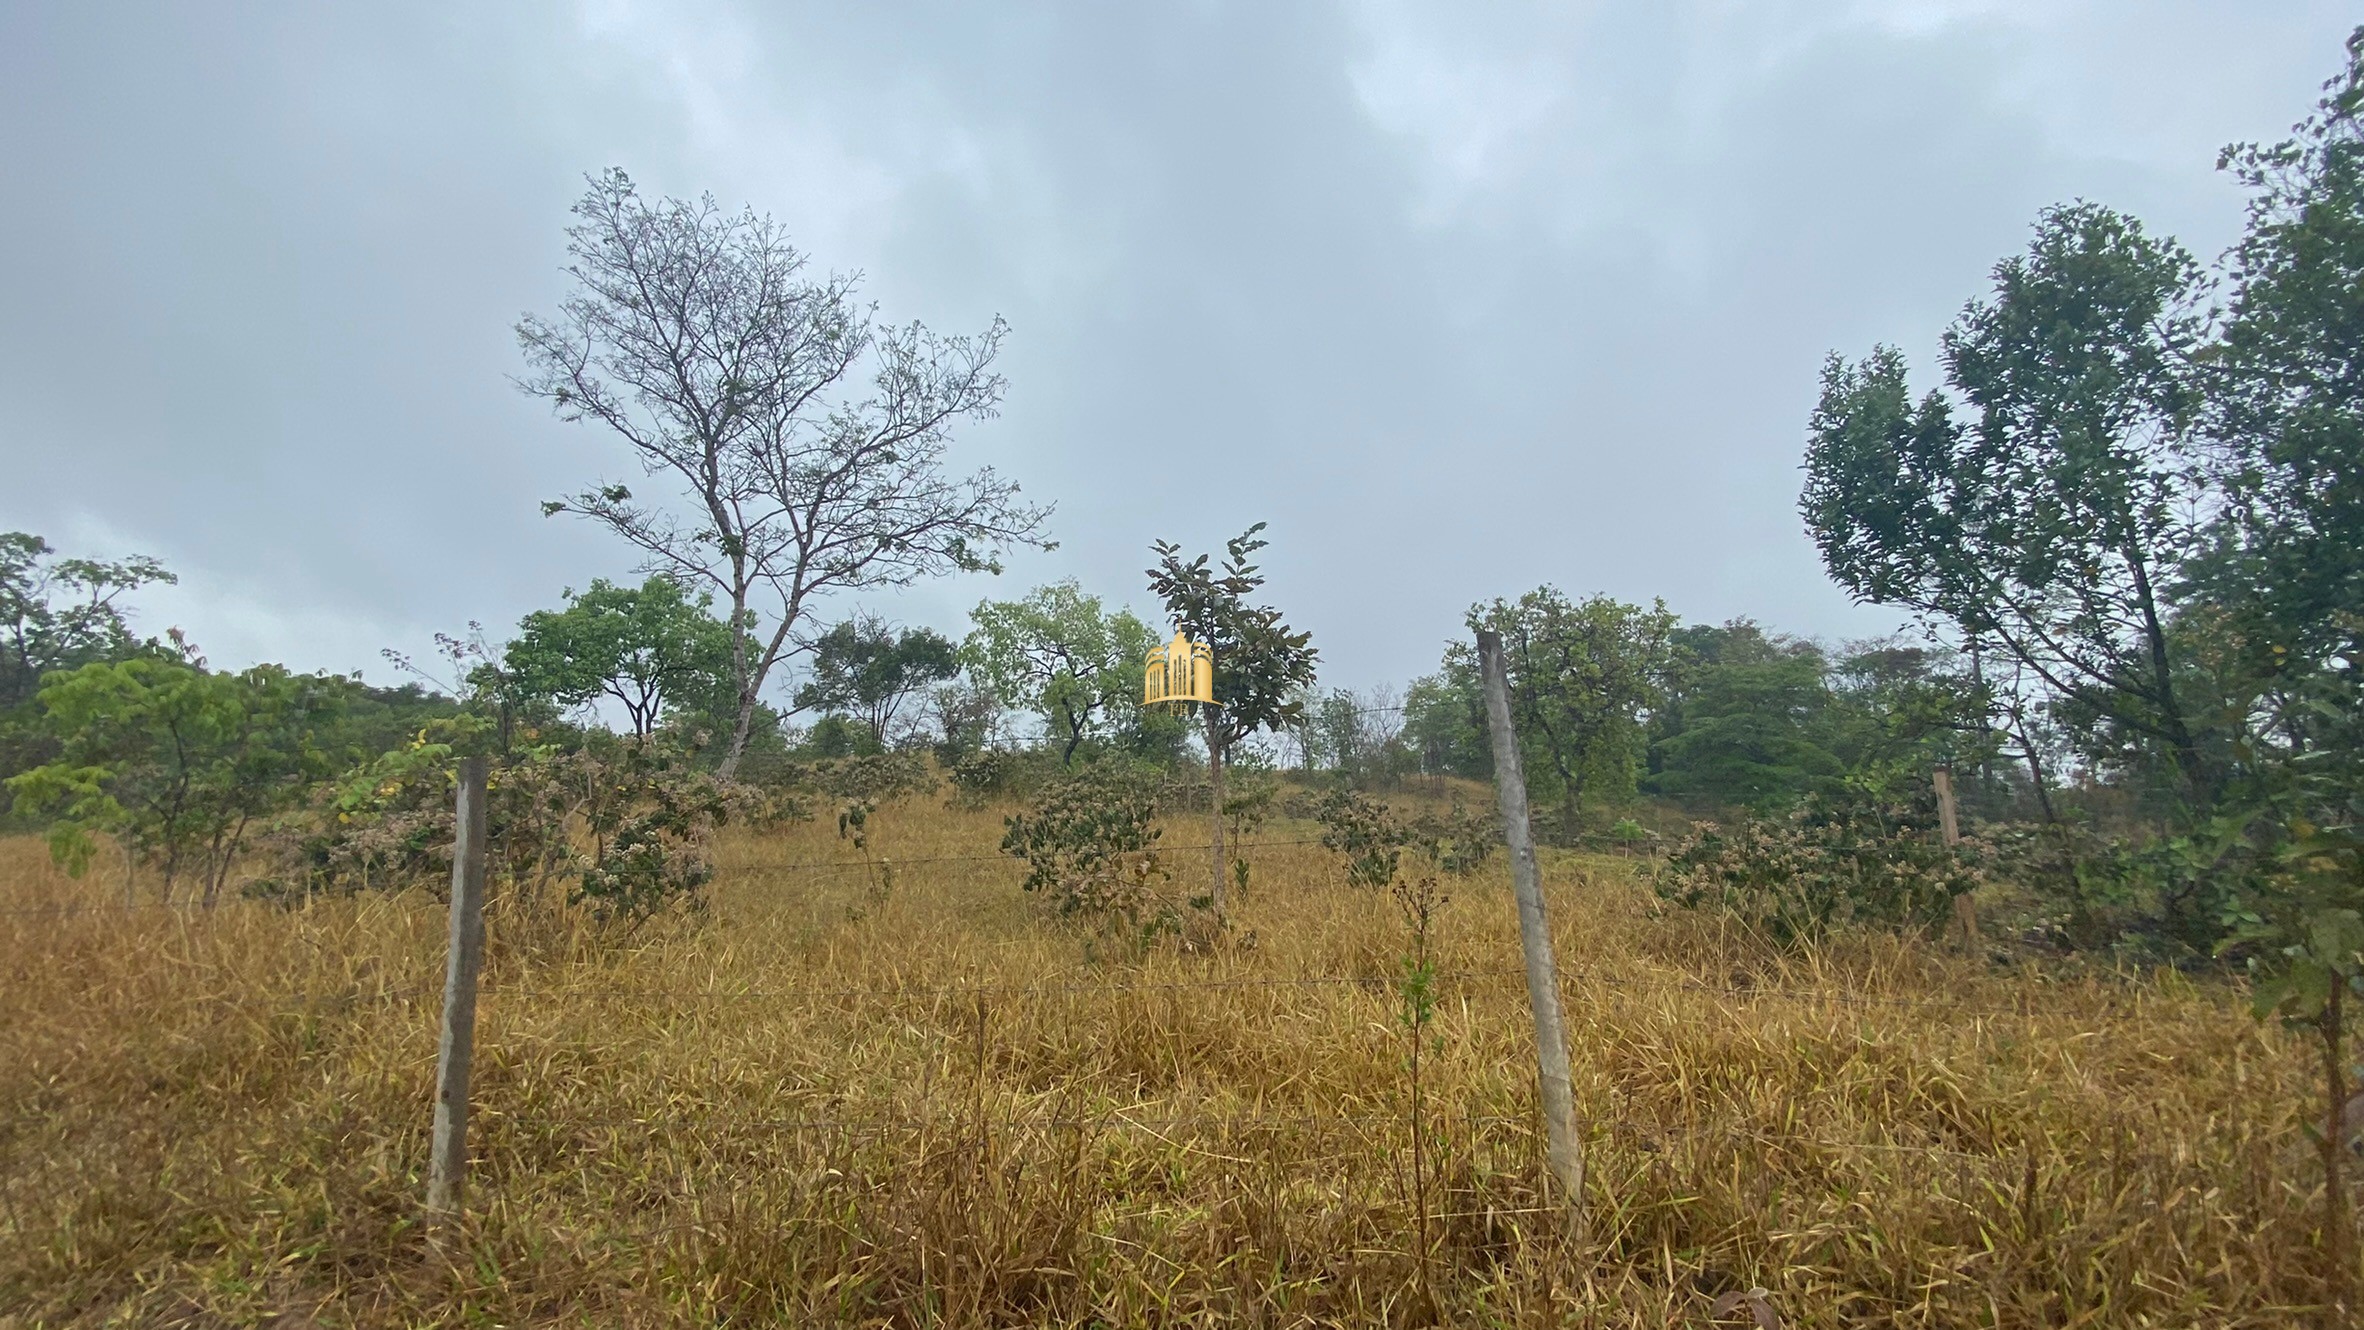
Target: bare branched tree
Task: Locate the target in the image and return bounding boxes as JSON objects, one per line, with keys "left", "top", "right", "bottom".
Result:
{"left": 517, "top": 169, "right": 1053, "bottom": 772}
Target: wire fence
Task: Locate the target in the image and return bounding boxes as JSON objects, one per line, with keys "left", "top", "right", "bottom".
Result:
{"left": 0, "top": 834, "right": 1345, "bottom": 919}
{"left": 2, "top": 875, "right": 2186, "bottom": 1025}
{"left": 3, "top": 828, "right": 2256, "bottom": 1247}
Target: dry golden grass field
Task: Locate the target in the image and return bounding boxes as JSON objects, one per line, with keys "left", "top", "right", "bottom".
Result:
{"left": 0, "top": 793, "right": 2350, "bottom": 1327}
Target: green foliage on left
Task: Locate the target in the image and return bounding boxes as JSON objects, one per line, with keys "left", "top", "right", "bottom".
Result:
{"left": 0, "top": 531, "right": 180, "bottom": 815}
{"left": 0, "top": 531, "right": 176, "bottom": 711}
{"left": 6, "top": 655, "right": 343, "bottom": 904}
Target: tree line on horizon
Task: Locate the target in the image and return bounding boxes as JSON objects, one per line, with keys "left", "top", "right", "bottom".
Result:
{"left": 0, "top": 27, "right": 2356, "bottom": 986}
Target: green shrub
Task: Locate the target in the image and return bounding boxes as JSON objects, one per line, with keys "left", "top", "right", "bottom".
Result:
{"left": 1653, "top": 797, "right": 1983, "bottom": 944}
{"left": 1001, "top": 764, "right": 1179, "bottom": 942}
{"left": 256, "top": 727, "right": 739, "bottom": 925}
{"left": 1313, "top": 787, "right": 1497, "bottom": 889}
{"left": 948, "top": 748, "right": 1052, "bottom": 808}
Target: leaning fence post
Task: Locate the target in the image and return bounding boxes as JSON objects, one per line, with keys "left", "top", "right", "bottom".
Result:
{"left": 1476, "top": 630, "right": 1586, "bottom": 1234}
{"left": 426, "top": 754, "right": 490, "bottom": 1220}
{"left": 1934, "top": 764, "right": 1980, "bottom": 952}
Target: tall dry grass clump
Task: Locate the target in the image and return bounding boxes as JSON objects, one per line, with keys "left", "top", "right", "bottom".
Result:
{"left": 0, "top": 795, "right": 2351, "bottom": 1326}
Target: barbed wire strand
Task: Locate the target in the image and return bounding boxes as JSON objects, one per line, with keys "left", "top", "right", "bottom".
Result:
{"left": 0, "top": 836, "right": 1374, "bottom": 919}
{"left": 0, "top": 926, "right": 2158, "bottom": 1023}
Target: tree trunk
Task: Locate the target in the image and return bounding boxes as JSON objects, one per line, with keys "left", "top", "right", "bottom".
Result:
{"left": 718, "top": 686, "right": 759, "bottom": 777}
{"left": 1204, "top": 710, "right": 1226, "bottom": 924}
{"left": 2126, "top": 547, "right": 2211, "bottom": 807}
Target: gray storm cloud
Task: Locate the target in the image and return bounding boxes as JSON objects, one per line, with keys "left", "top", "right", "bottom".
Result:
{"left": 0, "top": 1, "right": 2351, "bottom": 696}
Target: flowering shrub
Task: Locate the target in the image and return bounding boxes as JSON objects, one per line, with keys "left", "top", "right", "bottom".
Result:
{"left": 1001, "top": 763, "right": 1178, "bottom": 941}
{"left": 257, "top": 724, "right": 745, "bottom": 925}
{"left": 1653, "top": 798, "right": 1984, "bottom": 943}
{"left": 1312, "top": 788, "right": 1497, "bottom": 890}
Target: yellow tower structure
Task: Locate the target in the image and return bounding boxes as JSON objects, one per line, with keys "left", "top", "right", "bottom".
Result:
{"left": 1143, "top": 631, "right": 1214, "bottom": 713}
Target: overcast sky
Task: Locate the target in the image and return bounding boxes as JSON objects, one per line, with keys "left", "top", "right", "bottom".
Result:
{"left": 2, "top": 3, "right": 2355, "bottom": 698}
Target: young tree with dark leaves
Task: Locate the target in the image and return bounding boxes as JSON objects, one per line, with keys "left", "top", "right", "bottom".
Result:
{"left": 793, "top": 616, "right": 961, "bottom": 748}
{"left": 517, "top": 169, "right": 1052, "bottom": 775}
{"left": 1146, "top": 523, "right": 1319, "bottom": 922}
{"left": 502, "top": 577, "right": 733, "bottom": 740}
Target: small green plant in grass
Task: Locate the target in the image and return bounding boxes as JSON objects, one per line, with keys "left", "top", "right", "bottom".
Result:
{"left": 1223, "top": 768, "right": 1277, "bottom": 898}
{"left": 1314, "top": 787, "right": 1411, "bottom": 891}
{"left": 1391, "top": 871, "right": 1448, "bottom": 1315}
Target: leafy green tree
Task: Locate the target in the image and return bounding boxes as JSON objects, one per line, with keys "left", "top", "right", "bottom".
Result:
{"left": 1304, "top": 685, "right": 1410, "bottom": 785}
{"left": 793, "top": 616, "right": 961, "bottom": 747}
{"left": 2202, "top": 28, "right": 2364, "bottom": 778}
{"left": 313, "top": 681, "right": 461, "bottom": 767}
{"left": 0, "top": 532, "right": 178, "bottom": 813}
{"left": 1824, "top": 641, "right": 1998, "bottom": 801}
{"left": 1801, "top": 203, "right": 2214, "bottom": 808}
{"left": 7, "top": 654, "right": 342, "bottom": 904}
{"left": 963, "top": 580, "right": 1158, "bottom": 766}
{"left": 1650, "top": 622, "right": 1841, "bottom": 810}
{"left": 919, "top": 678, "right": 1004, "bottom": 765}
{"left": 1463, "top": 587, "right": 1675, "bottom": 838}
{"left": 1401, "top": 657, "right": 1489, "bottom": 780}
{"left": 502, "top": 577, "right": 734, "bottom": 739}
{"left": 2201, "top": 35, "right": 2364, "bottom": 1282}
{"left": 2220, "top": 696, "right": 2364, "bottom": 1295}
{"left": 519, "top": 170, "right": 1051, "bottom": 776}
{"left": 0, "top": 531, "right": 175, "bottom": 710}
{"left": 1146, "top": 523, "right": 1320, "bottom": 920}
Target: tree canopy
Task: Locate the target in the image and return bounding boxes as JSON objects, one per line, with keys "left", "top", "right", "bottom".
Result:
{"left": 0, "top": 531, "right": 174, "bottom": 711}
{"left": 794, "top": 616, "right": 962, "bottom": 747}
{"left": 1801, "top": 203, "right": 2212, "bottom": 807}
{"left": 964, "top": 580, "right": 1161, "bottom": 766}
{"left": 503, "top": 577, "right": 734, "bottom": 739}
{"left": 1463, "top": 587, "right": 1675, "bottom": 837}
{"left": 1144, "top": 524, "right": 1319, "bottom": 760}
{"left": 6, "top": 654, "right": 341, "bottom": 904}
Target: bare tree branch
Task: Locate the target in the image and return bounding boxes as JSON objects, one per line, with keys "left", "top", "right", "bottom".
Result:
{"left": 517, "top": 170, "right": 1052, "bottom": 771}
